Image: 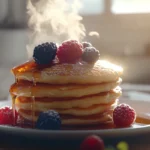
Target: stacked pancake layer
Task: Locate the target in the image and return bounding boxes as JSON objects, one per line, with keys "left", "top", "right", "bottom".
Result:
{"left": 10, "top": 60, "right": 123, "bottom": 126}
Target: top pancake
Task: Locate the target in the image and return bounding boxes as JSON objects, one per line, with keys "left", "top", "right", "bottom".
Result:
{"left": 12, "top": 60, "right": 123, "bottom": 84}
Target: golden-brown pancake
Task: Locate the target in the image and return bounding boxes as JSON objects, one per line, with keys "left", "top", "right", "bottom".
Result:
{"left": 18, "top": 109, "right": 113, "bottom": 125}
{"left": 10, "top": 59, "right": 123, "bottom": 126}
{"left": 16, "top": 99, "right": 118, "bottom": 116}
{"left": 15, "top": 89, "right": 121, "bottom": 109}
{"left": 10, "top": 79, "right": 121, "bottom": 98}
{"left": 12, "top": 60, "right": 123, "bottom": 84}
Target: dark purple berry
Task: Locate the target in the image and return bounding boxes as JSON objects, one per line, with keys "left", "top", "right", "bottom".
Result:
{"left": 82, "top": 47, "right": 100, "bottom": 63}
{"left": 35, "top": 110, "right": 61, "bottom": 130}
{"left": 82, "top": 42, "right": 92, "bottom": 49}
{"left": 33, "top": 42, "right": 57, "bottom": 65}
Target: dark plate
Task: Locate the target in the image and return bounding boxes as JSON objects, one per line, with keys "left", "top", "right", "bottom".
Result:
{"left": 0, "top": 99, "right": 150, "bottom": 148}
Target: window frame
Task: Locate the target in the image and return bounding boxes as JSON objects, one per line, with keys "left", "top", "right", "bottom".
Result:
{"left": 81, "top": 0, "right": 150, "bottom": 56}
{"left": 82, "top": 0, "right": 150, "bottom": 29}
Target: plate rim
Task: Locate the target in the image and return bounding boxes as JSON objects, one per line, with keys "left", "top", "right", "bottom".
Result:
{"left": 0, "top": 124, "right": 150, "bottom": 139}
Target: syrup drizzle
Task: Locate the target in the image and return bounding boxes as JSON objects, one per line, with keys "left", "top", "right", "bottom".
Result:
{"left": 15, "top": 76, "right": 18, "bottom": 84}
{"left": 11, "top": 94, "right": 16, "bottom": 126}
{"left": 31, "top": 68, "right": 42, "bottom": 127}
{"left": 11, "top": 60, "right": 54, "bottom": 127}
{"left": 31, "top": 69, "right": 37, "bottom": 128}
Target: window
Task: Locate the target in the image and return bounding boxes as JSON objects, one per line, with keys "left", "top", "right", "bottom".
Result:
{"left": 69, "top": 0, "right": 150, "bottom": 15}
{"left": 76, "top": 0, "right": 150, "bottom": 57}
{"left": 112, "top": 0, "right": 150, "bottom": 14}
{"left": 79, "top": 0, "right": 104, "bottom": 15}
{"left": 68, "top": 0, "right": 104, "bottom": 15}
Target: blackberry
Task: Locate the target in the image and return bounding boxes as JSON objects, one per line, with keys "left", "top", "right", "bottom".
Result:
{"left": 35, "top": 110, "right": 61, "bottom": 130}
{"left": 82, "top": 42, "right": 92, "bottom": 49}
{"left": 33, "top": 42, "right": 57, "bottom": 65}
{"left": 82, "top": 47, "right": 100, "bottom": 63}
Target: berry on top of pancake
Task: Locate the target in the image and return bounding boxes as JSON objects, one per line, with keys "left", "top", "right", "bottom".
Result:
{"left": 33, "top": 40, "right": 100, "bottom": 65}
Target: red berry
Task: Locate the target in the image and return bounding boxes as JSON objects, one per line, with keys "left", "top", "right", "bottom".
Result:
{"left": 80, "top": 135, "right": 105, "bottom": 150}
{"left": 113, "top": 103, "right": 136, "bottom": 127}
{"left": 0, "top": 106, "right": 18, "bottom": 125}
{"left": 57, "top": 40, "right": 83, "bottom": 63}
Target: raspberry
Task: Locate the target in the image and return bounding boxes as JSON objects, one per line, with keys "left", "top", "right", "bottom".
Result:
{"left": 0, "top": 106, "right": 18, "bottom": 125}
{"left": 82, "top": 42, "right": 92, "bottom": 49}
{"left": 80, "top": 135, "right": 105, "bottom": 150}
{"left": 113, "top": 103, "right": 136, "bottom": 127}
{"left": 35, "top": 110, "right": 61, "bottom": 130}
{"left": 33, "top": 42, "right": 57, "bottom": 65}
{"left": 57, "top": 40, "right": 83, "bottom": 63}
{"left": 82, "top": 47, "right": 100, "bottom": 63}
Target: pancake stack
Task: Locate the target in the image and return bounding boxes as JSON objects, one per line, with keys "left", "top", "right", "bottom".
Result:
{"left": 10, "top": 60, "right": 123, "bottom": 126}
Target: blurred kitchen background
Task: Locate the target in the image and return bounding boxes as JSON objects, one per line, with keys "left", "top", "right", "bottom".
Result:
{"left": 1, "top": 0, "right": 150, "bottom": 99}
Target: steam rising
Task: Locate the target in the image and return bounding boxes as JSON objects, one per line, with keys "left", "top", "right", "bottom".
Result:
{"left": 26, "top": 0, "right": 86, "bottom": 58}
{"left": 89, "top": 31, "right": 100, "bottom": 38}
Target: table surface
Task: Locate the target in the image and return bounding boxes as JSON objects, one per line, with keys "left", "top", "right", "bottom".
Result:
{"left": 0, "top": 136, "right": 149, "bottom": 150}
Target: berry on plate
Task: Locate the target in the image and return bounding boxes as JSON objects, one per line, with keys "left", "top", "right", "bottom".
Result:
{"left": 33, "top": 42, "right": 57, "bottom": 65}
{"left": 57, "top": 40, "right": 83, "bottom": 63}
{"left": 35, "top": 110, "right": 61, "bottom": 130}
{"left": 82, "top": 42, "right": 92, "bottom": 49}
{"left": 80, "top": 135, "right": 105, "bottom": 150}
{"left": 82, "top": 47, "right": 100, "bottom": 63}
{"left": 0, "top": 106, "right": 18, "bottom": 125}
{"left": 113, "top": 103, "right": 136, "bottom": 127}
